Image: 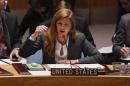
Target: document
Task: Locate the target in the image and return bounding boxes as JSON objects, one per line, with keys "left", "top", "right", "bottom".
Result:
{"left": 45, "top": 64, "right": 75, "bottom": 68}
{"left": 44, "top": 64, "right": 104, "bottom": 70}
{"left": 26, "top": 63, "right": 45, "bottom": 71}
{"left": 121, "top": 57, "right": 130, "bottom": 61}
{"left": 29, "top": 71, "right": 51, "bottom": 76}
{"left": 75, "top": 64, "right": 105, "bottom": 69}
{"left": 98, "top": 46, "right": 112, "bottom": 54}
{"left": 0, "top": 58, "right": 27, "bottom": 64}
{"left": 0, "top": 67, "right": 13, "bottom": 76}
{"left": 0, "top": 60, "right": 7, "bottom": 64}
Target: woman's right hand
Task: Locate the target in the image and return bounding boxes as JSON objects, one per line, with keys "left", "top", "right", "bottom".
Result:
{"left": 30, "top": 25, "right": 48, "bottom": 40}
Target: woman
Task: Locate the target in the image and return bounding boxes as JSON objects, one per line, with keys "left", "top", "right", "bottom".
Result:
{"left": 18, "top": 8, "right": 105, "bottom": 64}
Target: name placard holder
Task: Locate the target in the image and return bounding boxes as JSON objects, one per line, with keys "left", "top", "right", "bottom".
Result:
{"left": 51, "top": 68, "right": 103, "bottom": 76}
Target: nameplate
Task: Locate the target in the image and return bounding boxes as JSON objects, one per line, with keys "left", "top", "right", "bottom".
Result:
{"left": 51, "top": 68, "right": 99, "bottom": 76}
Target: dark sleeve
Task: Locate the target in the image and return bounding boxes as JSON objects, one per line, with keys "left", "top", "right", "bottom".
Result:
{"left": 78, "top": 34, "right": 105, "bottom": 64}
{"left": 83, "top": 20, "right": 96, "bottom": 47}
{"left": 19, "top": 36, "right": 43, "bottom": 58}
{"left": 5, "top": 12, "right": 22, "bottom": 48}
{"left": 113, "top": 16, "right": 126, "bottom": 56}
{"left": 19, "top": 11, "right": 31, "bottom": 38}
{"left": 115, "top": 1, "right": 128, "bottom": 33}
{"left": 12, "top": 15, "right": 22, "bottom": 48}
{"left": 40, "top": 19, "right": 52, "bottom": 27}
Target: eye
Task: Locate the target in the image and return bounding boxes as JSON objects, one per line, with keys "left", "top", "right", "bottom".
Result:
{"left": 57, "top": 22, "right": 62, "bottom": 26}
{"left": 64, "top": 23, "right": 68, "bottom": 26}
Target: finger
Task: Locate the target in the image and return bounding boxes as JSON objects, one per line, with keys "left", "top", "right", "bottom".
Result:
{"left": 41, "top": 25, "right": 48, "bottom": 31}
{"left": 122, "top": 48, "right": 129, "bottom": 55}
{"left": 36, "top": 28, "right": 47, "bottom": 36}
{"left": 16, "top": 52, "right": 20, "bottom": 58}
{"left": 123, "top": 48, "right": 129, "bottom": 52}
{"left": 121, "top": 49, "right": 128, "bottom": 57}
{"left": 9, "top": 52, "right": 13, "bottom": 60}
{"left": 18, "top": 57, "right": 22, "bottom": 61}
{"left": 38, "top": 25, "right": 48, "bottom": 32}
{"left": 121, "top": 49, "right": 126, "bottom": 57}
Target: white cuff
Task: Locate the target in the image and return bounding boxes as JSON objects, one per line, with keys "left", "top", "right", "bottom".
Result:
{"left": 29, "top": 36, "right": 35, "bottom": 41}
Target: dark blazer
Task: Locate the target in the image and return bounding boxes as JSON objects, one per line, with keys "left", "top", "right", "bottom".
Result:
{"left": 1, "top": 11, "right": 20, "bottom": 54}
{"left": 113, "top": 13, "right": 130, "bottom": 57}
{"left": 19, "top": 32, "right": 104, "bottom": 64}
{"left": 114, "top": 0, "right": 129, "bottom": 33}
{"left": 41, "top": 16, "right": 96, "bottom": 47}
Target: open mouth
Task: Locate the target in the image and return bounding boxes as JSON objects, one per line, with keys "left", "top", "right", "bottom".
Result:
{"left": 60, "top": 30, "right": 65, "bottom": 33}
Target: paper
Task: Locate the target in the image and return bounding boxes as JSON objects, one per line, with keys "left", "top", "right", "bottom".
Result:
{"left": 121, "top": 57, "right": 130, "bottom": 61}
{"left": 26, "top": 64, "right": 45, "bottom": 71}
{"left": 44, "top": 64, "right": 104, "bottom": 69}
{"left": 98, "top": 46, "right": 112, "bottom": 54}
{"left": 29, "top": 71, "right": 51, "bottom": 76}
{"left": 0, "top": 61, "right": 7, "bottom": 64}
{"left": 75, "top": 64, "right": 105, "bottom": 69}
{"left": 0, "top": 58, "right": 27, "bottom": 64}
{"left": 46, "top": 64, "right": 74, "bottom": 68}
{"left": 120, "top": 54, "right": 130, "bottom": 60}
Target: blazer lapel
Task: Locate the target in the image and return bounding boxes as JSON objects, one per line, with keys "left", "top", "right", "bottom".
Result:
{"left": 67, "top": 38, "right": 75, "bottom": 59}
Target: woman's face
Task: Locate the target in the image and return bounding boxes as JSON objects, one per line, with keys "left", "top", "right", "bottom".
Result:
{"left": 56, "top": 18, "right": 72, "bottom": 36}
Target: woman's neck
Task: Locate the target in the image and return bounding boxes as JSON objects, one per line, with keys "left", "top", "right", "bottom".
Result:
{"left": 57, "top": 34, "right": 68, "bottom": 45}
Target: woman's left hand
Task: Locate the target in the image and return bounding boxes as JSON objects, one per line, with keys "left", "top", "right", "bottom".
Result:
{"left": 9, "top": 48, "right": 21, "bottom": 61}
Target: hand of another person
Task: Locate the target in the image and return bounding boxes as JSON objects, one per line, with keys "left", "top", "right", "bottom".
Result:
{"left": 9, "top": 48, "right": 21, "bottom": 61}
{"left": 120, "top": 47, "right": 130, "bottom": 58}
{"left": 30, "top": 25, "right": 48, "bottom": 41}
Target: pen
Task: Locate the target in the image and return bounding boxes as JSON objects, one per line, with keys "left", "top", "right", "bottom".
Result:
{"left": 124, "top": 44, "right": 126, "bottom": 47}
{"left": 0, "top": 59, "right": 10, "bottom": 64}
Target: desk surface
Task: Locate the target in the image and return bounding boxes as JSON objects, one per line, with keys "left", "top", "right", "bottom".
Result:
{"left": 0, "top": 65, "right": 130, "bottom": 86}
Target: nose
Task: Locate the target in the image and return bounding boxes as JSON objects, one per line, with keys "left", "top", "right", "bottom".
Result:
{"left": 60, "top": 24, "right": 65, "bottom": 29}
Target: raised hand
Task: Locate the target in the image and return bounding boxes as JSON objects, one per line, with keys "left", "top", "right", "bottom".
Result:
{"left": 30, "top": 25, "right": 48, "bottom": 40}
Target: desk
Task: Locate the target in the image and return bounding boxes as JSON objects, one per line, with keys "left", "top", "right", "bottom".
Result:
{"left": 0, "top": 65, "right": 130, "bottom": 86}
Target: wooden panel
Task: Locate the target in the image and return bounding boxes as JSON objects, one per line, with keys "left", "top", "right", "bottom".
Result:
{"left": 8, "top": 0, "right": 28, "bottom": 10}
{"left": 75, "top": 0, "right": 89, "bottom": 8}
{"left": 23, "top": 76, "right": 130, "bottom": 86}
{"left": 1, "top": 65, "right": 130, "bottom": 86}
{"left": 91, "top": 0, "right": 118, "bottom": 8}
{"left": 76, "top": 0, "right": 118, "bottom": 8}
{"left": 0, "top": 77, "right": 24, "bottom": 86}
{"left": 8, "top": 0, "right": 118, "bottom": 10}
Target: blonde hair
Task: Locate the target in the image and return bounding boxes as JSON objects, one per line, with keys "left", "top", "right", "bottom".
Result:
{"left": 45, "top": 8, "right": 77, "bottom": 56}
